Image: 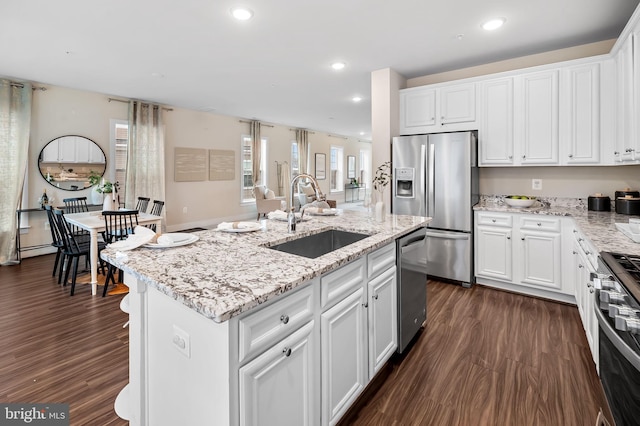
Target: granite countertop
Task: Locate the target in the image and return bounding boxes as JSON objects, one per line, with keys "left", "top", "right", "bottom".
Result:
{"left": 475, "top": 196, "right": 640, "bottom": 256}
{"left": 100, "top": 210, "right": 430, "bottom": 323}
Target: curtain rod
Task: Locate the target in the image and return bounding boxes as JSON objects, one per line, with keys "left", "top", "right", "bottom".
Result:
{"left": 238, "top": 119, "right": 274, "bottom": 128}
{"left": 6, "top": 82, "right": 46, "bottom": 91}
{"left": 329, "top": 134, "right": 348, "bottom": 140}
{"left": 108, "top": 97, "right": 173, "bottom": 111}
{"left": 289, "top": 128, "right": 315, "bottom": 134}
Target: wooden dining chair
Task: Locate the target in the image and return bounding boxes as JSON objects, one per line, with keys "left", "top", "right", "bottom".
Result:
{"left": 135, "top": 197, "right": 151, "bottom": 213}
{"left": 102, "top": 210, "right": 139, "bottom": 296}
{"left": 147, "top": 200, "right": 165, "bottom": 232}
{"left": 53, "top": 209, "right": 106, "bottom": 295}
{"left": 44, "top": 205, "right": 65, "bottom": 280}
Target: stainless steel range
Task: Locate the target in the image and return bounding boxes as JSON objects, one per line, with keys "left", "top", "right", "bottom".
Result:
{"left": 594, "top": 252, "right": 640, "bottom": 426}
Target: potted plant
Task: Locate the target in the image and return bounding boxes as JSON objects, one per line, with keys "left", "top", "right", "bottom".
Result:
{"left": 372, "top": 161, "right": 391, "bottom": 221}
{"left": 96, "top": 178, "right": 120, "bottom": 211}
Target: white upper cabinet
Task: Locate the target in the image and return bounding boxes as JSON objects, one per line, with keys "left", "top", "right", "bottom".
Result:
{"left": 515, "top": 70, "right": 560, "bottom": 165}
{"left": 479, "top": 77, "right": 514, "bottom": 165}
{"left": 560, "top": 63, "right": 601, "bottom": 164}
{"left": 399, "top": 83, "right": 476, "bottom": 135}
{"left": 613, "top": 30, "right": 640, "bottom": 163}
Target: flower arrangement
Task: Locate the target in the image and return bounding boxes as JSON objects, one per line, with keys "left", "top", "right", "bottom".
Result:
{"left": 372, "top": 161, "right": 391, "bottom": 192}
{"left": 97, "top": 180, "right": 120, "bottom": 194}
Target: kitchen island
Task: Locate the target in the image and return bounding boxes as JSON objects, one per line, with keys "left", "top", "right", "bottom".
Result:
{"left": 100, "top": 210, "right": 430, "bottom": 426}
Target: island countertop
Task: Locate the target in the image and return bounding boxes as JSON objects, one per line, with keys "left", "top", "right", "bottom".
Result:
{"left": 100, "top": 210, "right": 430, "bottom": 323}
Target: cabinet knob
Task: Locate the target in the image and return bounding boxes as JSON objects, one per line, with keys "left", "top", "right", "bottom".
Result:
{"left": 585, "top": 251, "right": 591, "bottom": 255}
{"left": 363, "top": 302, "right": 368, "bottom": 308}
{"left": 572, "top": 250, "right": 577, "bottom": 255}
{"left": 589, "top": 288, "right": 595, "bottom": 294}
{"left": 508, "top": 155, "right": 513, "bottom": 159}
{"left": 537, "top": 223, "right": 541, "bottom": 226}
{"left": 578, "top": 264, "right": 583, "bottom": 269}
{"left": 614, "top": 151, "right": 620, "bottom": 155}
{"left": 373, "top": 294, "right": 379, "bottom": 300}
{"left": 521, "top": 237, "right": 525, "bottom": 241}
{"left": 282, "top": 347, "right": 292, "bottom": 357}
{"left": 492, "top": 219, "right": 496, "bottom": 223}
{"left": 522, "top": 155, "right": 526, "bottom": 159}
{"left": 280, "top": 314, "right": 290, "bottom": 324}
{"left": 506, "top": 236, "right": 511, "bottom": 240}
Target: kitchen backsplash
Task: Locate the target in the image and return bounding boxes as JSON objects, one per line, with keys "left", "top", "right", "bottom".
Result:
{"left": 480, "top": 195, "right": 588, "bottom": 210}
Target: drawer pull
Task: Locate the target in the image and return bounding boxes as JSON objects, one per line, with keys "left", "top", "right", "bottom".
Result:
{"left": 283, "top": 347, "right": 292, "bottom": 357}
{"left": 280, "top": 314, "right": 290, "bottom": 324}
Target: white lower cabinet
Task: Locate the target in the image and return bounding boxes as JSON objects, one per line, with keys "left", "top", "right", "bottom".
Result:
{"left": 239, "top": 321, "right": 316, "bottom": 426}
{"left": 321, "top": 287, "right": 367, "bottom": 426}
{"left": 475, "top": 211, "right": 572, "bottom": 301}
{"left": 124, "top": 241, "right": 399, "bottom": 426}
{"left": 570, "top": 229, "right": 599, "bottom": 369}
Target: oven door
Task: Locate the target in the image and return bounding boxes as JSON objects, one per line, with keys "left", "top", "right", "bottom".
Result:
{"left": 595, "top": 303, "right": 640, "bottom": 426}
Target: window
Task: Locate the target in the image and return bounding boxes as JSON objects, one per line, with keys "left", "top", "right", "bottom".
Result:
{"left": 291, "top": 141, "right": 299, "bottom": 177}
{"left": 359, "top": 149, "right": 371, "bottom": 187}
{"left": 329, "top": 146, "right": 344, "bottom": 192}
{"left": 110, "top": 119, "right": 129, "bottom": 202}
{"left": 241, "top": 135, "right": 267, "bottom": 202}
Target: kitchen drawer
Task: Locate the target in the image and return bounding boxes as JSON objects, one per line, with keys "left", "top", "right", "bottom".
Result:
{"left": 238, "top": 284, "right": 314, "bottom": 364}
{"left": 321, "top": 257, "right": 366, "bottom": 310}
{"left": 367, "top": 242, "right": 396, "bottom": 280}
{"left": 477, "top": 212, "right": 513, "bottom": 227}
{"left": 519, "top": 216, "right": 561, "bottom": 232}
{"left": 572, "top": 226, "right": 598, "bottom": 270}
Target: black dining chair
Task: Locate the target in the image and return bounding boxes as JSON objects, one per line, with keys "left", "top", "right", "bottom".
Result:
{"left": 53, "top": 209, "right": 106, "bottom": 295}
{"left": 62, "top": 196, "right": 91, "bottom": 238}
{"left": 102, "top": 210, "right": 139, "bottom": 296}
{"left": 44, "top": 205, "right": 65, "bottom": 279}
{"left": 135, "top": 197, "right": 151, "bottom": 213}
{"left": 147, "top": 200, "right": 165, "bottom": 232}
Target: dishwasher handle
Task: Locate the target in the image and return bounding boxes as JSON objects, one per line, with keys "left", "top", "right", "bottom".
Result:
{"left": 400, "top": 237, "right": 426, "bottom": 255}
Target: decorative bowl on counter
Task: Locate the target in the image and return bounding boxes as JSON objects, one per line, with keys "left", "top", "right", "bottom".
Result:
{"left": 504, "top": 195, "right": 536, "bottom": 208}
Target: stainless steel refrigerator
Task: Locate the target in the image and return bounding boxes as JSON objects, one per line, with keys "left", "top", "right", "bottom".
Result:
{"left": 392, "top": 131, "right": 478, "bottom": 287}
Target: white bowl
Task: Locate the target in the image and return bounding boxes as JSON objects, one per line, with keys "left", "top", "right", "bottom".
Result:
{"left": 504, "top": 197, "right": 536, "bottom": 208}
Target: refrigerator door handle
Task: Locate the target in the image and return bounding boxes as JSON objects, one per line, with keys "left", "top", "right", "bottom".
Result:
{"left": 428, "top": 142, "right": 435, "bottom": 217}
{"left": 425, "top": 231, "right": 470, "bottom": 240}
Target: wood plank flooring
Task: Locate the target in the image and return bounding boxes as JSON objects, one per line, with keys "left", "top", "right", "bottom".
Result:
{"left": 1, "top": 255, "right": 610, "bottom": 425}
{"left": 343, "top": 280, "right": 611, "bottom": 426}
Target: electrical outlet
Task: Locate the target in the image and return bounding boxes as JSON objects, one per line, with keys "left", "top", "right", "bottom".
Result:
{"left": 182, "top": 206, "right": 188, "bottom": 214}
{"left": 532, "top": 179, "right": 542, "bottom": 190}
{"left": 172, "top": 325, "right": 190, "bottom": 358}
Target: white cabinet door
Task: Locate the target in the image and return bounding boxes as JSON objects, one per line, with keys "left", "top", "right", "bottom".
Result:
{"left": 89, "top": 142, "right": 105, "bottom": 163}
{"left": 321, "top": 288, "right": 367, "bottom": 426}
{"left": 572, "top": 238, "right": 598, "bottom": 367}
{"left": 516, "top": 70, "right": 559, "bottom": 164}
{"left": 368, "top": 266, "right": 397, "bottom": 377}
{"left": 479, "top": 77, "right": 514, "bottom": 165}
{"left": 57, "top": 136, "right": 77, "bottom": 162}
{"left": 75, "top": 137, "right": 91, "bottom": 163}
{"left": 616, "top": 33, "right": 637, "bottom": 162}
{"left": 476, "top": 225, "right": 512, "bottom": 281}
{"left": 518, "top": 229, "right": 562, "bottom": 291}
{"left": 239, "top": 321, "right": 316, "bottom": 426}
{"left": 399, "top": 88, "right": 436, "bottom": 134}
{"left": 561, "top": 63, "right": 601, "bottom": 164}
{"left": 41, "top": 139, "right": 59, "bottom": 162}
{"left": 440, "top": 83, "right": 476, "bottom": 125}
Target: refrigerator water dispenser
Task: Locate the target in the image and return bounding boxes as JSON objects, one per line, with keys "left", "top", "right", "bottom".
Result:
{"left": 395, "top": 168, "right": 415, "bottom": 198}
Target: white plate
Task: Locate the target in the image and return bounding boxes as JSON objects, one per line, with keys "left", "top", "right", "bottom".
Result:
{"left": 615, "top": 223, "right": 640, "bottom": 243}
{"left": 217, "top": 222, "right": 263, "bottom": 233}
{"left": 305, "top": 207, "right": 341, "bottom": 216}
{"left": 268, "top": 213, "right": 310, "bottom": 222}
{"left": 144, "top": 233, "right": 200, "bottom": 248}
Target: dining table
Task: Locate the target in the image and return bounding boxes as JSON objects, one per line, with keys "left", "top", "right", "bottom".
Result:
{"left": 64, "top": 211, "right": 162, "bottom": 295}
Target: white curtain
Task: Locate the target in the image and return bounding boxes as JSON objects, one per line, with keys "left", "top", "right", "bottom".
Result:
{"left": 0, "top": 80, "right": 32, "bottom": 265}
{"left": 296, "top": 129, "right": 309, "bottom": 175}
{"left": 250, "top": 120, "right": 261, "bottom": 186}
{"left": 125, "top": 101, "right": 165, "bottom": 220}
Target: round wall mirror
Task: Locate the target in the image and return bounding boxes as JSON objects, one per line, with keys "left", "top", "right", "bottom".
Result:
{"left": 38, "top": 135, "right": 107, "bottom": 191}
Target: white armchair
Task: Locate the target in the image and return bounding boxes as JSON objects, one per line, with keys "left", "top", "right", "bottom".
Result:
{"left": 253, "top": 185, "right": 285, "bottom": 220}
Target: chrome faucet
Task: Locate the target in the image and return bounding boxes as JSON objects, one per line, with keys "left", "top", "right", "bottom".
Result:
{"left": 288, "top": 173, "right": 326, "bottom": 233}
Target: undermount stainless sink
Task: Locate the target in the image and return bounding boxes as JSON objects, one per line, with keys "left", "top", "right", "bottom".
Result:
{"left": 267, "top": 229, "right": 370, "bottom": 259}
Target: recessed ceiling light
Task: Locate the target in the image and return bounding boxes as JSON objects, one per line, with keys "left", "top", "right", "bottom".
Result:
{"left": 482, "top": 18, "right": 505, "bottom": 31}
{"left": 331, "top": 62, "right": 346, "bottom": 71}
{"left": 352, "top": 96, "right": 362, "bottom": 103}
{"left": 231, "top": 7, "right": 253, "bottom": 21}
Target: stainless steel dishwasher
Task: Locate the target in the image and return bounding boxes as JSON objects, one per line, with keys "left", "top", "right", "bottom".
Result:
{"left": 397, "top": 227, "right": 428, "bottom": 353}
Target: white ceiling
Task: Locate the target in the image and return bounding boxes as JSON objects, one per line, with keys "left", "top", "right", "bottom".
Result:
{"left": 1, "top": 0, "right": 638, "bottom": 139}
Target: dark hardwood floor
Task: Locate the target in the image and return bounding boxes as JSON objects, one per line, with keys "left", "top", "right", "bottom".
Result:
{"left": 1, "top": 255, "right": 609, "bottom": 425}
